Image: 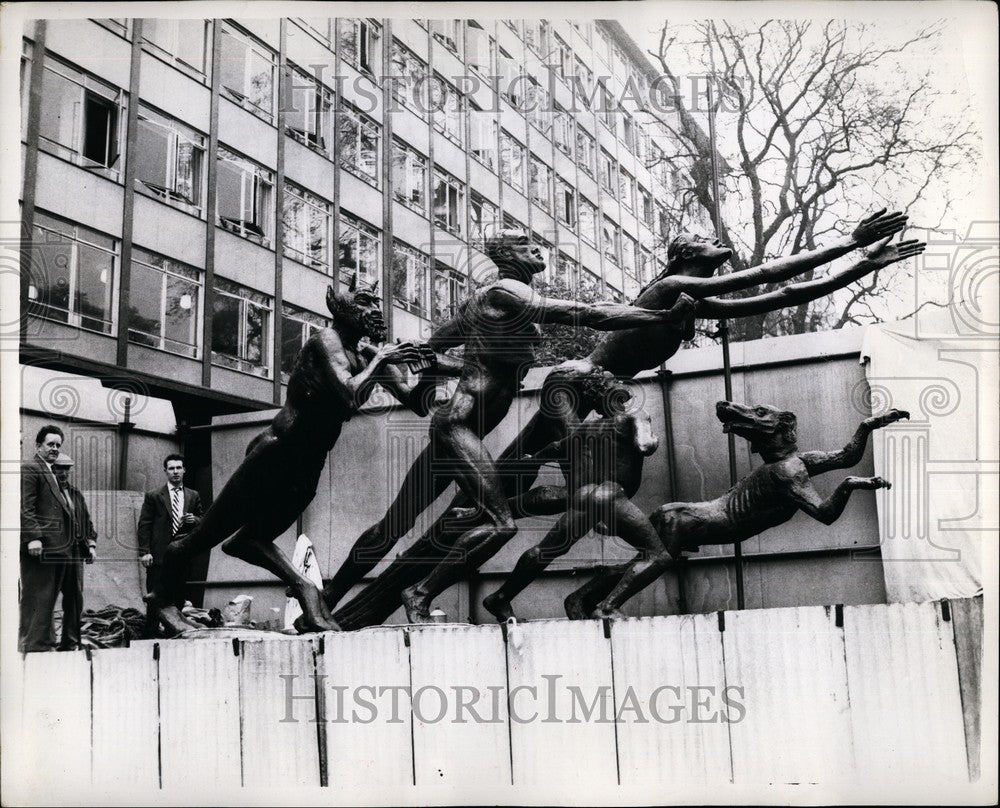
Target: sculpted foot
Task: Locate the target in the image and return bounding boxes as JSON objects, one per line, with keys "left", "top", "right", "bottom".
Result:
{"left": 483, "top": 591, "right": 515, "bottom": 623}
{"left": 158, "top": 605, "right": 201, "bottom": 636}
{"left": 591, "top": 606, "right": 625, "bottom": 620}
{"left": 445, "top": 506, "right": 478, "bottom": 522}
{"left": 401, "top": 585, "right": 432, "bottom": 623}
{"left": 293, "top": 585, "right": 341, "bottom": 633}
{"left": 564, "top": 592, "right": 590, "bottom": 620}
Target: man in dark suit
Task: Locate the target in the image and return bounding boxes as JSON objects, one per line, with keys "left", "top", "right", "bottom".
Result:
{"left": 52, "top": 452, "right": 97, "bottom": 649}
{"left": 137, "top": 454, "right": 203, "bottom": 634}
{"left": 19, "top": 425, "right": 91, "bottom": 652}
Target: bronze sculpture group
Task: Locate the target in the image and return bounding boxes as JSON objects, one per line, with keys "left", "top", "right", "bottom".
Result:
{"left": 147, "top": 209, "right": 925, "bottom": 634}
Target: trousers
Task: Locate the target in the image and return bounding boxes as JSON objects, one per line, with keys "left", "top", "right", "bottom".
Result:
{"left": 18, "top": 553, "right": 84, "bottom": 652}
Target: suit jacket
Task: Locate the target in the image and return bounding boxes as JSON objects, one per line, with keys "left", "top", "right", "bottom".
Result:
{"left": 66, "top": 484, "right": 97, "bottom": 557}
{"left": 137, "top": 485, "right": 203, "bottom": 563}
{"left": 21, "top": 455, "right": 74, "bottom": 556}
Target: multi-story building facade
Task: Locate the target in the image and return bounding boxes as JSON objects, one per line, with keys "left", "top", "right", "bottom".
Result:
{"left": 19, "top": 16, "right": 703, "bottom": 428}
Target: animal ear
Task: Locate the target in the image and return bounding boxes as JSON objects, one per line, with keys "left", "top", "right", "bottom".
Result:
{"left": 371, "top": 278, "right": 379, "bottom": 295}
{"left": 348, "top": 271, "right": 359, "bottom": 292}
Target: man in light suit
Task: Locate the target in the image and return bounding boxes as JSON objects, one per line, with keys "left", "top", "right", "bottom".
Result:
{"left": 137, "top": 454, "right": 203, "bottom": 634}
{"left": 19, "top": 425, "right": 86, "bottom": 652}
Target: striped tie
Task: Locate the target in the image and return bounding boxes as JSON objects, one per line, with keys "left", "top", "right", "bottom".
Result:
{"left": 171, "top": 487, "right": 182, "bottom": 535}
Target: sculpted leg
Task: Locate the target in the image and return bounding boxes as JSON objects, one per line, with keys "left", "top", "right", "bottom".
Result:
{"left": 564, "top": 564, "right": 629, "bottom": 619}
{"left": 482, "top": 508, "right": 588, "bottom": 622}
{"left": 401, "top": 426, "right": 516, "bottom": 623}
{"left": 323, "top": 443, "right": 448, "bottom": 610}
{"left": 222, "top": 519, "right": 338, "bottom": 633}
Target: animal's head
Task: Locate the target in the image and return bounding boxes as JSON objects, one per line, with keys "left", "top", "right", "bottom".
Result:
{"left": 666, "top": 233, "right": 733, "bottom": 277}
{"left": 715, "top": 401, "right": 798, "bottom": 457}
{"left": 326, "top": 273, "right": 386, "bottom": 342}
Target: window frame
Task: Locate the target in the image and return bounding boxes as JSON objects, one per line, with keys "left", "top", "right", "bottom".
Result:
{"left": 216, "top": 146, "right": 275, "bottom": 246}
{"left": 219, "top": 23, "right": 277, "bottom": 123}
{"left": 339, "top": 100, "right": 381, "bottom": 187}
{"left": 211, "top": 277, "right": 273, "bottom": 377}
{"left": 134, "top": 105, "right": 207, "bottom": 216}
{"left": 390, "top": 138, "right": 429, "bottom": 215}
{"left": 282, "top": 182, "right": 332, "bottom": 270}
{"left": 127, "top": 246, "right": 203, "bottom": 358}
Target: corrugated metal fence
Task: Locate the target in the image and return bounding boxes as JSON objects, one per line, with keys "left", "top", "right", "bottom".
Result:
{"left": 12, "top": 599, "right": 981, "bottom": 796}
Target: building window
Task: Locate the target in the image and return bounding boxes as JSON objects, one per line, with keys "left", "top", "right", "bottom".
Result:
{"left": 391, "top": 240, "right": 430, "bottom": 316}
{"left": 573, "top": 57, "right": 594, "bottom": 100}
{"left": 216, "top": 147, "right": 274, "bottom": 246}
{"left": 469, "top": 104, "right": 498, "bottom": 170}
{"left": 524, "top": 20, "right": 550, "bottom": 57}
{"left": 294, "top": 18, "right": 335, "bottom": 49}
{"left": 470, "top": 192, "right": 498, "bottom": 247}
{"left": 134, "top": 106, "right": 205, "bottom": 215}
{"left": 553, "top": 251, "right": 576, "bottom": 287}
{"left": 502, "top": 20, "right": 519, "bottom": 35}
{"left": 622, "top": 234, "right": 638, "bottom": 279}
{"left": 93, "top": 19, "right": 129, "bottom": 38}
{"left": 620, "top": 169, "right": 636, "bottom": 213}
{"left": 28, "top": 212, "right": 117, "bottom": 335}
{"left": 601, "top": 84, "right": 617, "bottom": 130}
{"left": 556, "top": 176, "right": 576, "bottom": 227}
{"left": 529, "top": 157, "right": 552, "bottom": 214}
{"left": 579, "top": 197, "right": 597, "bottom": 246}
{"left": 640, "top": 188, "right": 654, "bottom": 227}
{"left": 433, "top": 262, "right": 467, "bottom": 321}
{"left": 38, "top": 57, "right": 123, "bottom": 176}
{"left": 639, "top": 248, "right": 655, "bottom": 285}
{"left": 597, "top": 29, "right": 613, "bottom": 64}
{"left": 390, "top": 39, "right": 428, "bottom": 116}
{"left": 569, "top": 20, "right": 592, "bottom": 45}
{"left": 281, "top": 304, "right": 331, "bottom": 381}
{"left": 431, "top": 75, "right": 464, "bottom": 146}
{"left": 128, "top": 247, "right": 202, "bottom": 358}
{"left": 285, "top": 65, "right": 335, "bottom": 157}
{"left": 554, "top": 34, "right": 573, "bottom": 82}
{"left": 391, "top": 139, "right": 427, "bottom": 214}
{"left": 340, "top": 102, "right": 380, "bottom": 186}
{"left": 527, "top": 80, "right": 551, "bottom": 137}
{"left": 142, "top": 19, "right": 209, "bottom": 78}
{"left": 433, "top": 169, "right": 465, "bottom": 236}
{"left": 339, "top": 212, "right": 381, "bottom": 288}
{"left": 621, "top": 113, "right": 637, "bottom": 155}
{"left": 212, "top": 278, "right": 272, "bottom": 377}
{"left": 430, "top": 20, "right": 462, "bottom": 55}
{"left": 581, "top": 267, "right": 601, "bottom": 295}
{"left": 600, "top": 150, "right": 616, "bottom": 193}
{"left": 603, "top": 218, "right": 621, "bottom": 266}
{"left": 576, "top": 128, "right": 596, "bottom": 178}
{"left": 282, "top": 183, "right": 331, "bottom": 269}
{"left": 553, "top": 104, "right": 574, "bottom": 157}
{"left": 497, "top": 46, "right": 521, "bottom": 107}
{"left": 466, "top": 21, "right": 494, "bottom": 77}
{"left": 219, "top": 24, "right": 276, "bottom": 122}
{"left": 500, "top": 130, "right": 526, "bottom": 193}
{"left": 339, "top": 18, "right": 381, "bottom": 75}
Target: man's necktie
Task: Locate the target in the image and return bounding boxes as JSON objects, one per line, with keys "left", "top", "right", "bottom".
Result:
{"left": 171, "top": 487, "right": 182, "bottom": 536}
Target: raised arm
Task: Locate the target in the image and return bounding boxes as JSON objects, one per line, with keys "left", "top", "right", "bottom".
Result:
{"left": 697, "top": 237, "right": 925, "bottom": 319}
{"left": 670, "top": 209, "right": 908, "bottom": 297}
{"left": 800, "top": 409, "right": 909, "bottom": 474}
{"left": 358, "top": 342, "right": 464, "bottom": 417}
{"left": 490, "top": 282, "right": 690, "bottom": 330}
{"left": 311, "top": 333, "right": 426, "bottom": 411}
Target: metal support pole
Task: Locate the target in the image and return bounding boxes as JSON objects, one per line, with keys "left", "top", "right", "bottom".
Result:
{"left": 706, "top": 76, "right": 745, "bottom": 610}
{"left": 117, "top": 397, "right": 134, "bottom": 491}
{"left": 657, "top": 369, "right": 688, "bottom": 614}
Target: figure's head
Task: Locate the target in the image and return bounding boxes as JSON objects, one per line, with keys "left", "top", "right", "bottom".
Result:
{"left": 579, "top": 369, "right": 632, "bottom": 417}
{"left": 35, "top": 425, "right": 64, "bottom": 464}
{"left": 326, "top": 274, "right": 387, "bottom": 342}
{"left": 716, "top": 401, "right": 798, "bottom": 458}
{"left": 485, "top": 229, "right": 546, "bottom": 278}
{"left": 163, "top": 454, "right": 185, "bottom": 487}
{"left": 53, "top": 453, "right": 74, "bottom": 486}
{"left": 667, "top": 233, "right": 733, "bottom": 276}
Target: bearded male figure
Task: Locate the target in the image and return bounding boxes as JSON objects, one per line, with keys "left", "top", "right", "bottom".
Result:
{"left": 146, "top": 280, "right": 445, "bottom": 635}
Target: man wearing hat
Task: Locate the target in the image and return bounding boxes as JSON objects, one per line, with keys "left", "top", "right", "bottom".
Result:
{"left": 19, "top": 426, "right": 96, "bottom": 652}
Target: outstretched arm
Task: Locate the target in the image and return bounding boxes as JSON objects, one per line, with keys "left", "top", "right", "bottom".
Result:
{"left": 358, "top": 343, "right": 464, "bottom": 417}
{"left": 785, "top": 464, "right": 892, "bottom": 525}
{"left": 667, "top": 209, "right": 908, "bottom": 297}
{"left": 490, "top": 282, "right": 690, "bottom": 330}
{"left": 312, "top": 333, "right": 427, "bottom": 411}
{"left": 800, "top": 409, "right": 910, "bottom": 474}
{"left": 697, "top": 237, "right": 925, "bottom": 319}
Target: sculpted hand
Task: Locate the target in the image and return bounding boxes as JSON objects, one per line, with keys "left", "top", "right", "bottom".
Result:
{"left": 375, "top": 341, "right": 424, "bottom": 367}
{"left": 849, "top": 475, "right": 892, "bottom": 490}
{"left": 851, "top": 209, "right": 908, "bottom": 247}
{"left": 668, "top": 292, "right": 697, "bottom": 321}
{"left": 863, "top": 236, "right": 926, "bottom": 269}
{"left": 407, "top": 342, "right": 438, "bottom": 374}
{"left": 140, "top": 553, "right": 153, "bottom": 568}
{"left": 27, "top": 539, "right": 42, "bottom": 558}
{"left": 867, "top": 408, "right": 910, "bottom": 429}
{"left": 86, "top": 545, "right": 96, "bottom": 564}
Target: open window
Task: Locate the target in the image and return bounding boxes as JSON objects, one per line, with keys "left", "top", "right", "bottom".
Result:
{"left": 216, "top": 148, "right": 274, "bottom": 245}
{"left": 134, "top": 107, "right": 205, "bottom": 213}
